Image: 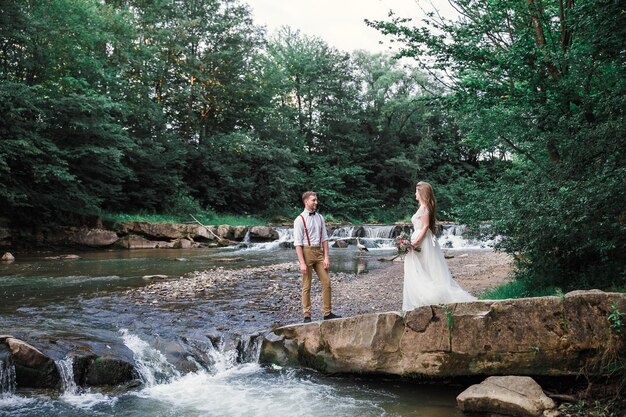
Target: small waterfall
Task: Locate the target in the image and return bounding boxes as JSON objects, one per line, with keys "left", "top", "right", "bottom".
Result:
{"left": 236, "top": 334, "right": 263, "bottom": 364}
{"left": 0, "top": 358, "right": 16, "bottom": 395}
{"left": 120, "top": 329, "right": 181, "bottom": 386}
{"left": 330, "top": 226, "right": 358, "bottom": 239}
{"left": 362, "top": 225, "right": 397, "bottom": 239}
{"left": 242, "top": 230, "right": 251, "bottom": 245}
{"left": 237, "top": 227, "right": 293, "bottom": 251}
{"left": 57, "top": 356, "right": 79, "bottom": 395}
{"left": 438, "top": 224, "right": 500, "bottom": 250}
{"left": 203, "top": 336, "right": 237, "bottom": 374}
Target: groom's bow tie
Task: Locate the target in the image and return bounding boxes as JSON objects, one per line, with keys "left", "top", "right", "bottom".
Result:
{"left": 309, "top": 211, "right": 316, "bottom": 216}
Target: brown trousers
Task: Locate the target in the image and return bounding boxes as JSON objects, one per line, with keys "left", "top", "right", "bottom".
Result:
{"left": 301, "top": 246, "right": 332, "bottom": 317}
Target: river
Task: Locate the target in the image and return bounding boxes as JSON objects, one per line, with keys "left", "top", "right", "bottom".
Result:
{"left": 0, "top": 226, "right": 490, "bottom": 416}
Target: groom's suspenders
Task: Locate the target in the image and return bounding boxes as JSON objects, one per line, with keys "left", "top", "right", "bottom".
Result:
{"left": 299, "top": 214, "right": 323, "bottom": 247}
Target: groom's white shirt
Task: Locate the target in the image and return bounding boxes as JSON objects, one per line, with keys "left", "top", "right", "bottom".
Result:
{"left": 293, "top": 209, "right": 329, "bottom": 247}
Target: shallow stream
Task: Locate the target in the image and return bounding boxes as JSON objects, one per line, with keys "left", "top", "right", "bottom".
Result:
{"left": 0, "top": 226, "right": 488, "bottom": 416}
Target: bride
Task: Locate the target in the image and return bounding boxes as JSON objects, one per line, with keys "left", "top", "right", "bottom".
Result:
{"left": 402, "top": 181, "right": 476, "bottom": 311}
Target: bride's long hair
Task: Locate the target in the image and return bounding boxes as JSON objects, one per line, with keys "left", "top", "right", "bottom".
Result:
{"left": 416, "top": 181, "right": 436, "bottom": 233}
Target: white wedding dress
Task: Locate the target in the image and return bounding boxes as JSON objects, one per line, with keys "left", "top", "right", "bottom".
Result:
{"left": 402, "top": 207, "right": 476, "bottom": 311}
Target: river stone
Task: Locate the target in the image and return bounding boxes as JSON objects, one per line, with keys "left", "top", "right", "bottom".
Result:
{"left": 4, "top": 337, "right": 60, "bottom": 389}
{"left": 173, "top": 238, "right": 193, "bottom": 249}
{"left": 249, "top": 226, "right": 278, "bottom": 241}
{"left": 456, "top": 376, "right": 557, "bottom": 417}
{"left": 44, "top": 254, "right": 81, "bottom": 260}
{"left": 1, "top": 252, "right": 15, "bottom": 262}
{"left": 70, "top": 228, "right": 119, "bottom": 247}
{"left": 117, "top": 221, "right": 184, "bottom": 239}
{"left": 232, "top": 226, "right": 249, "bottom": 240}
{"left": 217, "top": 225, "right": 234, "bottom": 239}
{"left": 142, "top": 274, "right": 169, "bottom": 281}
{"left": 74, "top": 355, "right": 136, "bottom": 386}
{"left": 116, "top": 234, "right": 161, "bottom": 249}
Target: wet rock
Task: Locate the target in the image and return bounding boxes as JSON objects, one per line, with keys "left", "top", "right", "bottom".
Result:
{"left": 1, "top": 252, "right": 15, "bottom": 262}
{"left": 332, "top": 240, "right": 349, "bottom": 248}
{"left": 44, "top": 254, "right": 81, "bottom": 260}
{"left": 142, "top": 274, "right": 169, "bottom": 281}
{"left": 232, "top": 226, "right": 249, "bottom": 240}
{"left": 457, "top": 376, "right": 558, "bottom": 417}
{"left": 4, "top": 337, "right": 61, "bottom": 389}
{"left": 74, "top": 355, "right": 137, "bottom": 387}
{"left": 213, "top": 257, "right": 245, "bottom": 262}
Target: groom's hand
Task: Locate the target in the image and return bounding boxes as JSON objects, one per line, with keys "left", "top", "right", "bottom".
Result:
{"left": 323, "top": 256, "right": 330, "bottom": 270}
{"left": 300, "top": 263, "right": 308, "bottom": 275}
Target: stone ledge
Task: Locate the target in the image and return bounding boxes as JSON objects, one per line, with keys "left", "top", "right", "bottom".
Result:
{"left": 259, "top": 291, "right": 626, "bottom": 379}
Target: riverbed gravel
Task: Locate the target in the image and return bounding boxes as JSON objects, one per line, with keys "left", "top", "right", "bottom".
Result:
{"left": 125, "top": 250, "right": 514, "bottom": 326}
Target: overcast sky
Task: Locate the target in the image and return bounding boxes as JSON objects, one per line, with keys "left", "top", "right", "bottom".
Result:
{"left": 243, "top": 0, "right": 456, "bottom": 53}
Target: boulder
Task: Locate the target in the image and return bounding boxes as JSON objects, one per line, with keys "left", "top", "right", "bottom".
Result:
{"left": 173, "top": 238, "right": 193, "bottom": 249}
{"left": 332, "top": 240, "right": 349, "bottom": 248}
{"left": 249, "top": 226, "right": 278, "bottom": 241}
{"left": 232, "top": 226, "right": 249, "bottom": 240}
{"left": 259, "top": 291, "right": 626, "bottom": 379}
{"left": 216, "top": 225, "right": 235, "bottom": 240}
{"left": 70, "top": 228, "right": 119, "bottom": 247}
{"left": 192, "top": 224, "right": 218, "bottom": 241}
{"left": 73, "top": 355, "right": 137, "bottom": 387}
{"left": 116, "top": 235, "right": 161, "bottom": 249}
{"left": 117, "top": 222, "right": 186, "bottom": 240}
{"left": 4, "top": 337, "right": 60, "bottom": 389}
{"left": 1, "top": 252, "right": 15, "bottom": 262}
{"left": 457, "top": 376, "right": 558, "bottom": 417}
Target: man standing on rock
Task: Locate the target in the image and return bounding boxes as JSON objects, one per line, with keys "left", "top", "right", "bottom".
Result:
{"left": 294, "top": 191, "right": 341, "bottom": 323}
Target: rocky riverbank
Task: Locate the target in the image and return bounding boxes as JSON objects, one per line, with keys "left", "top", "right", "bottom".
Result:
{"left": 321, "top": 250, "right": 513, "bottom": 319}
{"left": 126, "top": 250, "right": 514, "bottom": 324}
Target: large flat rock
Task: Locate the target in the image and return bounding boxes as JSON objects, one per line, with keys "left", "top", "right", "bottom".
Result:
{"left": 260, "top": 290, "right": 626, "bottom": 378}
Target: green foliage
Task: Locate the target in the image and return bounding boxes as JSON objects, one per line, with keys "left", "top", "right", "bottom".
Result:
{"left": 370, "top": 0, "right": 626, "bottom": 291}
{"left": 9, "top": 0, "right": 613, "bottom": 303}
{"left": 0, "top": 0, "right": 479, "bottom": 228}
{"left": 608, "top": 303, "right": 625, "bottom": 335}
{"left": 104, "top": 211, "right": 266, "bottom": 227}
{"left": 559, "top": 399, "right": 626, "bottom": 417}
{"left": 480, "top": 279, "right": 562, "bottom": 300}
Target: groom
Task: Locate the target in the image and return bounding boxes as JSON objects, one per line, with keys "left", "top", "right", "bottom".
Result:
{"left": 293, "top": 191, "right": 341, "bottom": 323}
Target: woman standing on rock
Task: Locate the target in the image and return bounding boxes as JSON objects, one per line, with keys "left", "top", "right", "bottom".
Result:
{"left": 402, "top": 181, "right": 476, "bottom": 311}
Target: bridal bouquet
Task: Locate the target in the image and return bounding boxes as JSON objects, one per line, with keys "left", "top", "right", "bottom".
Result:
{"left": 395, "top": 232, "right": 420, "bottom": 255}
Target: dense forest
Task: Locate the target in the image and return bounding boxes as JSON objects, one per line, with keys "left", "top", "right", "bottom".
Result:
{"left": 0, "top": 0, "right": 624, "bottom": 292}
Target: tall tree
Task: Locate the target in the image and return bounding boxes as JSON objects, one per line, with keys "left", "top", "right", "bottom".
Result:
{"left": 0, "top": 0, "right": 136, "bottom": 223}
{"left": 369, "top": 0, "right": 626, "bottom": 289}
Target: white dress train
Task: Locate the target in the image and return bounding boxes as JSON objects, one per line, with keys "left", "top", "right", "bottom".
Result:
{"left": 402, "top": 208, "right": 476, "bottom": 311}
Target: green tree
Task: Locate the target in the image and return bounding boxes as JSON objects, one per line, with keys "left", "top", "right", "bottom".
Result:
{"left": 0, "top": 0, "right": 137, "bottom": 223}
{"left": 370, "top": 0, "right": 626, "bottom": 289}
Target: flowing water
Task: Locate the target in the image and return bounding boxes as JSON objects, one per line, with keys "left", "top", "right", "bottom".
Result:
{"left": 0, "top": 225, "right": 488, "bottom": 416}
